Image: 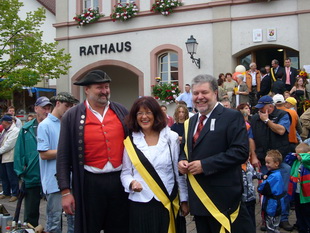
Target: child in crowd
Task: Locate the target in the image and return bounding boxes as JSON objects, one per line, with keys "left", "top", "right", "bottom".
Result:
{"left": 287, "top": 143, "right": 310, "bottom": 233}
{"left": 241, "top": 160, "right": 264, "bottom": 231}
{"left": 258, "top": 150, "right": 286, "bottom": 233}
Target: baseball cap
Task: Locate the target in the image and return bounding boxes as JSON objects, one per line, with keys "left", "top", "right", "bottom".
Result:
{"left": 286, "top": 97, "right": 297, "bottom": 106}
{"left": 35, "top": 96, "right": 53, "bottom": 107}
{"left": 272, "top": 94, "right": 285, "bottom": 104}
{"left": 0, "top": 115, "right": 13, "bottom": 122}
{"left": 255, "top": 95, "right": 273, "bottom": 109}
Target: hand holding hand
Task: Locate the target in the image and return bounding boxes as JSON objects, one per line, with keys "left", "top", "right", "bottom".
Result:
{"left": 188, "top": 160, "right": 203, "bottom": 175}
{"left": 178, "top": 160, "right": 189, "bottom": 174}
{"left": 180, "top": 202, "right": 189, "bottom": 216}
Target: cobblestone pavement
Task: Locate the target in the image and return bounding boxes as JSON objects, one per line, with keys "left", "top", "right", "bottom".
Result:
{"left": 0, "top": 186, "right": 297, "bottom": 233}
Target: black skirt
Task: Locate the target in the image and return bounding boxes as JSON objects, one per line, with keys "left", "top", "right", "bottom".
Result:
{"left": 129, "top": 198, "right": 169, "bottom": 233}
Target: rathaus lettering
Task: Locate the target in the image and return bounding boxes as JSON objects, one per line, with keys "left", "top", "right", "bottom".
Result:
{"left": 79, "top": 41, "right": 131, "bottom": 56}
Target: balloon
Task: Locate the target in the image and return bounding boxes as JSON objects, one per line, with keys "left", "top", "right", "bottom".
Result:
{"left": 232, "top": 72, "right": 242, "bottom": 81}
{"left": 235, "top": 65, "right": 246, "bottom": 73}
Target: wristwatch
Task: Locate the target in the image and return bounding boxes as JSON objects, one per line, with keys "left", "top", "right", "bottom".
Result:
{"left": 264, "top": 119, "right": 269, "bottom": 124}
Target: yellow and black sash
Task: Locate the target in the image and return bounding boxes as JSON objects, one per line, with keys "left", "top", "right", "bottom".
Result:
{"left": 124, "top": 136, "right": 180, "bottom": 233}
{"left": 270, "top": 68, "right": 277, "bottom": 82}
{"left": 183, "top": 119, "right": 239, "bottom": 233}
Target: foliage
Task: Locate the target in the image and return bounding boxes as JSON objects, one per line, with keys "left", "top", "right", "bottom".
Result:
{"left": 0, "top": 0, "right": 71, "bottom": 99}
{"left": 151, "top": 80, "right": 180, "bottom": 104}
{"left": 73, "top": 8, "right": 104, "bottom": 26}
{"left": 150, "top": 0, "right": 183, "bottom": 16}
{"left": 298, "top": 96, "right": 310, "bottom": 112}
{"left": 111, "top": 2, "right": 139, "bottom": 22}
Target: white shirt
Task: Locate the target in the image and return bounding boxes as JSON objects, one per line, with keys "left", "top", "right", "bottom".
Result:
{"left": 251, "top": 71, "right": 257, "bottom": 86}
{"left": 193, "top": 102, "right": 219, "bottom": 135}
{"left": 121, "top": 127, "right": 188, "bottom": 203}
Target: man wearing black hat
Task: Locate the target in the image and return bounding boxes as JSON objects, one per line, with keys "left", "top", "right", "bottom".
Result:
{"left": 0, "top": 115, "right": 20, "bottom": 202}
{"left": 14, "top": 96, "right": 53, "bottom": 226}
{"left": 57, "top": 70, "right": 129, "bottom": 233}
{"left": 250, "top": 95, "right": 293, "bottom": 231}
{"left": 37, "top": 92, "right": 76, "bottom": 233}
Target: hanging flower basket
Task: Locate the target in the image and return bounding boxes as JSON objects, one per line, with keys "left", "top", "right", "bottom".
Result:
{"left": 151, "top": 77, "right": 180, "bottom": 104}
{"left": 150, "top": 0, "right": 183, "bottom": 16}
{"left": 111, "top": 1, "right": 139, "bottom": 22}
{"left": 73, "top": 8, "right": 104, "bottom": 26}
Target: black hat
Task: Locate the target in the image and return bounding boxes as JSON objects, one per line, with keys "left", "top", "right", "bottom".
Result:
{"left": 74, "top": 70, "right": 111, "bottom": 86}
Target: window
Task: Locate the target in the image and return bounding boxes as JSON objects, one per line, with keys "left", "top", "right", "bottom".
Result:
{"left": 84, "top": 0, "right": 99, "bottom": 9}
{"left": 158, "top": 52, "right": 179, "bottom": 85}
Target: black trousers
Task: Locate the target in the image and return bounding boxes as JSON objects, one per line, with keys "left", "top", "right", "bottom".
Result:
{"left": 83, "top": 170, "right": 129, "bottom": 233}
{"left": 24, "top": 186, "right": 41, "bottom": 227}
{"left": 194, "top": 202, "right": 255, "bottom": 233}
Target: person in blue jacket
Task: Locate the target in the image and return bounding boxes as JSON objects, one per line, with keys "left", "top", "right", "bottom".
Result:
{"left": 258, "top": 150, "right": 286, "bottom": 233}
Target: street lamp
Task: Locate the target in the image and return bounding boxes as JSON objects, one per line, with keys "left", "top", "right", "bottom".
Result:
{"left": 185, "top": 35, "right": 201, "bottom": 69}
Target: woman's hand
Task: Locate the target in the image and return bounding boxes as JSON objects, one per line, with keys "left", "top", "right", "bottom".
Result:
{"left": 130, "top": 180, "right": 143, "bottom": 192}
{"left": 180, "top": 202, "right": 189, "bottom": 216}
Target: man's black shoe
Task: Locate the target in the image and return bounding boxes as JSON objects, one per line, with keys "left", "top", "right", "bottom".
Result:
{"left": 279, "top": 221, "right": 294, "bottom": 231}
{"left": 260, "top": 221, "right": 267, "bottom": 231}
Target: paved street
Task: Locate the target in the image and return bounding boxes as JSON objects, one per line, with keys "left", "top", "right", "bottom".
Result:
{"left": 0, "top": 184, "right": 297, "bottom": 233}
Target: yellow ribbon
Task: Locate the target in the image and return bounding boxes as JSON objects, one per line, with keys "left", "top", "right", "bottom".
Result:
{"left": 270, "top": 68, "right": 277, "bottom": 82}
{"left": 183, "top": 119, "right": 240, "bottom": 233}
{"left": 124, "top": 137, "right": 179, "bottom": 233}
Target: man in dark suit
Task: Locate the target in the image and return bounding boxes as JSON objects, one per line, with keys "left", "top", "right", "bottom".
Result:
{"left": 178, "top": 74, "right": 254, "bottom": 233}
{"left": 257, "top": 67, "right": 272, "bottom": 98}
{"left": 271, "top": 59, "right": 285, "bottom": 83}
{"left": 283, "top": 58, "right": 298, "bottom": 91}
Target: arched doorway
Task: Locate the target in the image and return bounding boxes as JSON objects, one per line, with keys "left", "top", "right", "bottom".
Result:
{"left": 236, "top": 46, "right": 299, "bottom": 70}
{"left": 71, "top": 60, "right": 144, "bottom": 110}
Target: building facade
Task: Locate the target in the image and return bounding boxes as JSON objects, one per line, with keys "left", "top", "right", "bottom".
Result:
{"left": 54, "top": 0, "right": 310, "bottom": 110}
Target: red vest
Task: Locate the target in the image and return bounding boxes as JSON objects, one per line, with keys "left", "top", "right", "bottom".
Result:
{"left": 84, "top": 107, "right": 124, "bottom": 169}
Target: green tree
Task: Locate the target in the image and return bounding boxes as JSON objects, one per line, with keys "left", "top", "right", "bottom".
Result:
{"left": 0, "top": 0, "right": 71, "bottom": 99}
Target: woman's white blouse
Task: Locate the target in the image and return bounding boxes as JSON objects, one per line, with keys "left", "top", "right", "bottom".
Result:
{"left": 121, "top": 127, "right": 188, "bottom": 203}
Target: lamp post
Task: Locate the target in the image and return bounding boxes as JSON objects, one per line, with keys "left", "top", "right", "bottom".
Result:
{"left": 185, "top": 35, "right": 201, "bottom": 69}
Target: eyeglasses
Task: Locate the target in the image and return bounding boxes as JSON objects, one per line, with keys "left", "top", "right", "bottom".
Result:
{"left": 136, "top": 111, "right": 153, "bottom": 117}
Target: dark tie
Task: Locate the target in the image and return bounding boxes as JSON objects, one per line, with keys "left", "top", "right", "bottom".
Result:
{"left": 193, "top": 115, "right": 207, "bottom": 145}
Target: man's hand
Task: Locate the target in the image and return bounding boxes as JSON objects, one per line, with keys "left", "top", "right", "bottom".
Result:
{"left": 62, "top": 194, "right": 75, "bottom": 215}
{"left": 258, "top": 109, "right": 269, "bottom": 122}
{"left": 188, "top": 160, "right": 203, "bottom": 175}
{"left": 178, "top": 160, "right": 189, "bottom": 174}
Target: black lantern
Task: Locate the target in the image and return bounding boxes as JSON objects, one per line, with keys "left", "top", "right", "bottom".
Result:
{"left": 185, "top": 35, "right": 201, "bottom": 69}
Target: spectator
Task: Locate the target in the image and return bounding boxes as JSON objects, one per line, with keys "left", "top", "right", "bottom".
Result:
{"left": 171, "top": 104, "right": 189, "bottom": 143}
{"left": 258, "top": 150, "right": 286, "bottom": 233}
{"left": 6, "top": 106, "right": 22, "bottom": 129}
{"left": 37, "top": 92, "right": 76, "bottom": 233}
{"left": 176, "top": 84, "right": 193, "bottom": 112}
{"left": 160, "top": 105, "right": 174, "bottom": 127}
{"left": 0, "top": 115, "right": 20, "bottom": 202}
{"left": 14, "top": 96, "right": 53, "bottom": 226}
{"left": 251, "top": 95, "right": 293, "bottom": 231}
